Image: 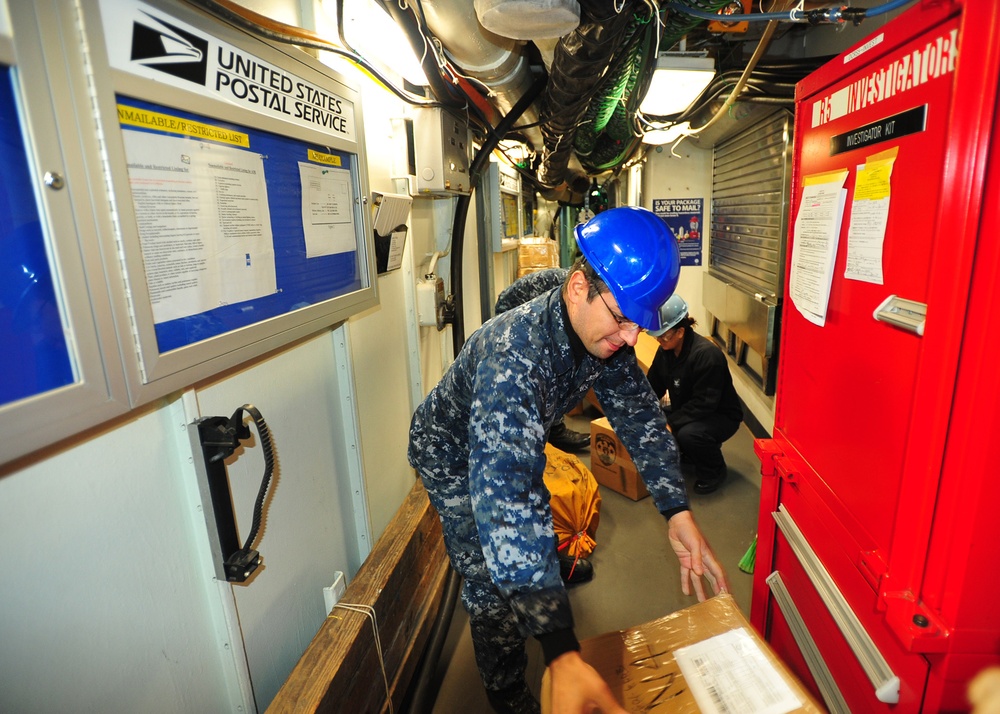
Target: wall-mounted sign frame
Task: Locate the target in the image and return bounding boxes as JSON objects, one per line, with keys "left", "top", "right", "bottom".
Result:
{"left": 0, "top": 2, "right": 131, "bottom": 465}
{"left": 81, "top": 0, "right": 378, "bottom": 406}
{"left": 483, "top": 160, "right": 530, "bottom": 252}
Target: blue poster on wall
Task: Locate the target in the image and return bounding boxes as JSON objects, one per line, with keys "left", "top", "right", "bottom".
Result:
{"left": 0, "top": 67, "right": 75, "bottom": 407}
{"left": 653, "top": 198, "right": 703, "bottom": 267}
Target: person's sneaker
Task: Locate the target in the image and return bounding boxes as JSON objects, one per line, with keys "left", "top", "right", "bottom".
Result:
{"left": 548, "top": 422, "right": 590, "bottom": 452}
{"left": 693, "top": 472, "right": 726, "bottom": 494}
{"left": 558, "top": 553, "right": 594, "bottom": 584}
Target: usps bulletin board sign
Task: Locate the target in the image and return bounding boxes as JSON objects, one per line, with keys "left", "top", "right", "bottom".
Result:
{"left": 79, "top": 0, "right": 379, "bottom": 405}
{"left": 100, "top": 0, "right": 356, "bottom": 141}
{"left": 653, "top": 198, "right": 703, "bottom": 267}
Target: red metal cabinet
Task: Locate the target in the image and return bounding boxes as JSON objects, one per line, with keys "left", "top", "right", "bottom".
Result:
{"left": 752, "top": 2, "right": 1000, "bottom": 712}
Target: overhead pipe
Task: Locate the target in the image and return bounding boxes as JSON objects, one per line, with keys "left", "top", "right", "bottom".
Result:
{"left": 535, "top": 0, "right": 638, "bottom": 190}
{"left": 375, "top": 0, "right": 477, "bottom": 115}
{"left": 420, "top": 0, "right": 546, "bottom": 152}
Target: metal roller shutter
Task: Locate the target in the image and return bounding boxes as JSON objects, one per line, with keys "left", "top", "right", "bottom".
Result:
{"left": 705, "top": 109, "right": 792, "bottom": 396}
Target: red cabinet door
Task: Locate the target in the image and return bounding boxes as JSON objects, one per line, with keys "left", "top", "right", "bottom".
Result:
{"left": 778, "top": 10, "right": 961, "bottom": 576}
{"left": 755, "top": 2, "right": 1000, "bottom": 711}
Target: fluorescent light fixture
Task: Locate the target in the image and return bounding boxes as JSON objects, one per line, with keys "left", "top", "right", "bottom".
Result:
{"left": 320, "top": 0, "right": 428, "bottom": 86}
{"left": 642, "top": 121, "right": 692, "bottom": 145}
{"left": 639, "top": 54, "right": 716, "bottom": 116}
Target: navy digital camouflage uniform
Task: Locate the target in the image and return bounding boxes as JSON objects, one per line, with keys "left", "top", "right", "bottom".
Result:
{"left": 408, "top": 284, "right": 688, "bottom": 709}
{"left": 494, "top": 268, "right": 567, "bottom": 314}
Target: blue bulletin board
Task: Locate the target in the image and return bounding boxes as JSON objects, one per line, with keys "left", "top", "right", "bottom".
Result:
{"left": 0, "top": 0, "right": 375, "bottom": 459}
{"left": 0, "top": 67, "right": 75, "bottom": 406}
{"left": 117, "top": 97, "right": 366, "bottom": 354}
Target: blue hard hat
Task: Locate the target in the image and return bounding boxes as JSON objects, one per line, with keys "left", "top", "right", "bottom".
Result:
{"left": 647, "top": 294, "right": 688, "bottom": 337}
{"left": 575, "top": 206, "right": 680, "bottom": 330}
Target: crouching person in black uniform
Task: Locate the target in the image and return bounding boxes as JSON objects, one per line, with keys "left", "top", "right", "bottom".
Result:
{"left": 646, "top": 295, "right": 744, "bottom": 495}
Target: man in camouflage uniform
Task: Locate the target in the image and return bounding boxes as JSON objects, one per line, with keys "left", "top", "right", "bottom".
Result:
{"left": 495, "top": 267, "right": 591, "bottom": 454}
{"left": 408, "top": 207, "right": 728, "bottom": 714}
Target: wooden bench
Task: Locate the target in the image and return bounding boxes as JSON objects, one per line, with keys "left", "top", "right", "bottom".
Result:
{"left": 268, "top": 479, "right": 450, "bottom": 713}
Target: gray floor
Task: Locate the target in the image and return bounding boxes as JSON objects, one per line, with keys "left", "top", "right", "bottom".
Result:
{"left": 429, "top": 409, "right": 762, "bottom": 713}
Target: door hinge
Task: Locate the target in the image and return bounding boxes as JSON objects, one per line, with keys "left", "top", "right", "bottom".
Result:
{"left": 753, "top": 438, "right": 782, "bottom": 477}
{"left": 881, "top": 589, "right": 952, "bottom": 653}
{"left": 774, "top": 455, "right": 798, "bottom": 484}
{"left": 858, "top": 549, "right": 888, "bottom": 592}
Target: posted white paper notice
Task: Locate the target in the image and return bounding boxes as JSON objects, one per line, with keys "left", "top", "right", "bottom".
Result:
{"left": 123, "top": 130, "right": 277, "bottom": 325}
{"left": 674, "top": 628, "right": 801, "bottom": 714}
{"left": 845, "top": 148, "right": 897, "bottom": 284}
{"left": 789, "top": 169, "right": 849, "bottom": 326}
{"left": 299, "top": 162, "right": 357, "bottom": 257}
{"left": 386, "top": 229, "right": 407, "bottom": 271}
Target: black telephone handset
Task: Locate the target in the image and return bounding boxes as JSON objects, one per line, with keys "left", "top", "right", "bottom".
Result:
{"left": 196, "top": 404, "right": 274, "bottom": 583}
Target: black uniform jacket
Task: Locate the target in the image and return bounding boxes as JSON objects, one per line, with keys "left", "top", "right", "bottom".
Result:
{"left": 646, "top": 330, "right": 743, "bottom": 432}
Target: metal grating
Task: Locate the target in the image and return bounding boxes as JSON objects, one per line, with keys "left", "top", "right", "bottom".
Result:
{"left": 710, "top": 110, "right": 792, "bottom": 299}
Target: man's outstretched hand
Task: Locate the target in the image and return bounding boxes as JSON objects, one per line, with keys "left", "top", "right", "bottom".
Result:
{"left": 667, "top": 509, "right": 729, "bottom": 600}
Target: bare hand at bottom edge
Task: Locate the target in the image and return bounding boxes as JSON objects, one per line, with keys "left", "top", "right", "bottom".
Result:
{"left": 547, "top": 650, "right": 628, "bottom": 714}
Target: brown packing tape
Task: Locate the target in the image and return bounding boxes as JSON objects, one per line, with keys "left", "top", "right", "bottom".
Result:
{"left": 541, "top": 594, "right": 826, "bottom": 713}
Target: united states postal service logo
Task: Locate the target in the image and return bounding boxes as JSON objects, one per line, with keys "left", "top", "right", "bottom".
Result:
{"left": 129, "top": 11, "right": 208, "bottom": 86}
{"left": 102, "top": 0, "right": 356, "bottom": 140}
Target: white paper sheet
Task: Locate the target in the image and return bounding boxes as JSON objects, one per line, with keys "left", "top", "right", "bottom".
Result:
{"left": 789, "top": 170, "right": 849, "bottom": 327}
{"left": 123, "top": 130, "right": 277, "bottom": 324}
{"left": 386, "top": 229, "right": 407, "bottom": 271}
{"left": 674, "top": 628, "right": 802, "bottom": 714}
{"left": 845, "top": 150, "right": 897, "bottom": 284}
{"left": 299, "top": 162, "right": 357, "bottom": 257}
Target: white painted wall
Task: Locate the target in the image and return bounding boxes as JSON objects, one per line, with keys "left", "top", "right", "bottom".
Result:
{"left": 643, "top": 143, "right": 776, "bottom": 433}
{"left": 1, "top": 405, "right": 237, "bottom": 713}
{"left": 0, "top": 1, "right": 459, "bottom": 712}
{"left": 641, "top": 141, "right": 713, "bottom": 327}
{"left": 0, "top": 330, "right": 368, "bottom": 712}
{"left": 193, "top": 331, "right": 368, "bottom": 708}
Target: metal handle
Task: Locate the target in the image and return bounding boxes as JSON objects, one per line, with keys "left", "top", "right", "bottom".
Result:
{"left": 767, "top": 571, "right": 851, "bottom": 714}
{"left": 873, "top": 294, "right": 926, "bottom": 336}
{"left": 773, "top": 505, "right": 900, "bottom": 704}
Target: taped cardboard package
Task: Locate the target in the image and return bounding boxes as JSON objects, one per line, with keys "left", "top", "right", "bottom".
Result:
{"left": 589, "top": 417, "right": 649, "bottom": 501}
{"left": 541, "top": 594, "right": 825, "bottom": 713}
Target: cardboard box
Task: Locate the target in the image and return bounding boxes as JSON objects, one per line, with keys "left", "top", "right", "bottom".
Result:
{"left": 635, "top": 331, "right": 659, "bottom": 374}
{"left": 542, "top": 593, "right": 825, "bottom": 713}
{"left": 517, "top": 236, "right": 560, "bottom": 270}
{"left": 590, "top": 417, "right": 648, "bottom": 501}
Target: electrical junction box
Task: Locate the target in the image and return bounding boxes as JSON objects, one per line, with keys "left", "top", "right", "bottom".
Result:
{"left": 412, "top": 107, "right": 472, "bottom": 196}
{"left": 482, "top": 161, "right": 526, "bottom": 252}
{"left": 416, "top": 275, "right": 446, "bottom": 329}
{"left": 708, "top": 1, "right": 750, "bottom": 33}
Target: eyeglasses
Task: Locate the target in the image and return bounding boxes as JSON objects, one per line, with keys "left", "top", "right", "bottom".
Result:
{"left": 597, "top": 291, "right": 640, "bottom": 332}
{"left": 654, "top": 327, "right": 681, "bottom": 341}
